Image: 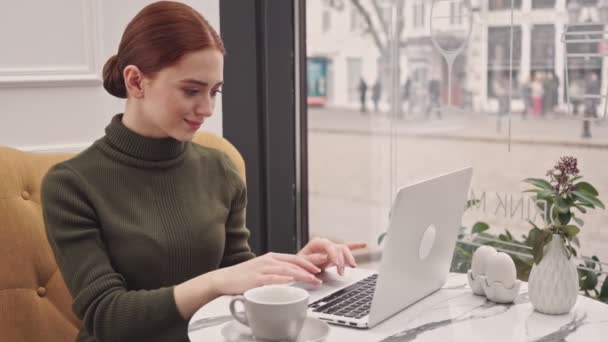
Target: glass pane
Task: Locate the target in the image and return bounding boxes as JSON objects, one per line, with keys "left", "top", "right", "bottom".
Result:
{"left": 306, "top": 0, "right": 396, "bottom": 249}
{"left": 305, "top": 0, "right": 608, "bottom": 297}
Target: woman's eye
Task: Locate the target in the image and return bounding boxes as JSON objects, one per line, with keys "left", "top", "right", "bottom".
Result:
{"left": 211, "top": 89, "right": 222, "bottom": 97}
{"left": 183, "top": 89, "right": 199, "bottom": 96}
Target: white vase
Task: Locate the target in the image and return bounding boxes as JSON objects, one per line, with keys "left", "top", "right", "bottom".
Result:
{"left": 528, "top": 234, "right": 579, "bottom": 315}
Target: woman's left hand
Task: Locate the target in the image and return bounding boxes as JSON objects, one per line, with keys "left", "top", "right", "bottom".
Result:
{"left": 297, "top": 238, "right": 367, "bottom": 275}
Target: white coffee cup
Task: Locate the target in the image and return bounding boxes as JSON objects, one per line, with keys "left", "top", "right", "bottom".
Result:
{"left": 229, "top": 285, "right": 309, "bottom": 341}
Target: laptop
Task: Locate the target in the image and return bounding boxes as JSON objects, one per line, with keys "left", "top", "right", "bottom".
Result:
{"left": 306, "top": 167, "right": 473, "bottom": 328}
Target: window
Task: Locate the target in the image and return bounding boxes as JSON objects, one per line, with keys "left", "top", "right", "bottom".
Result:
{"left": 449, "top": 1, "right": 465, "bottom": 25}
{"left": 420, "top": 3, "right": 426, "bottom": 28}
{"left": 450, "top": 2, "right": 456, "bottom": 25}
{"left": 489, "top": 0, "right": 522, "bottom": 10}
{"left": 322, "top": 10, "right": 331, "bottom": 33}
{"left": 350, "top": 7, "right": 363, "bottom": 31}
{"left": 305, "top": 0, "right": 608, "bottom": 294}
{"left": 532, "top": 0, "right": 556, "bottom": 8}
{"left": 530, "top": 25, "right": 555, "bottom": 73}
{"left": 458, "top": 2, "right": 465, "bottom": 24}
{"left": 413, "top": 2, "right": 426, "bottom": 28}
{"left": 487, "top": 26, "right": 522, "bottom": 97}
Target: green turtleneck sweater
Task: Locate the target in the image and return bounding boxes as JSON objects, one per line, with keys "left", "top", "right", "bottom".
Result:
{"left": 41, "top": 114, "right": 255, "bottom": 342}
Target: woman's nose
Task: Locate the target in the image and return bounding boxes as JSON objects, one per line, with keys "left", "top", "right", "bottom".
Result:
{"left": 195, "top": 99, "right": 213, "bottom": 117}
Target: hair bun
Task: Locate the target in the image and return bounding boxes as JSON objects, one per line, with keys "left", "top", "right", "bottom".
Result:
{"left": 102, "top": 55, "right": 127, "bottom": 98}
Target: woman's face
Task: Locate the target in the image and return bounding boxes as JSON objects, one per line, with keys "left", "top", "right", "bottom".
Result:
{"left": 139, "top": 48, "right": 224, "bottom": 141}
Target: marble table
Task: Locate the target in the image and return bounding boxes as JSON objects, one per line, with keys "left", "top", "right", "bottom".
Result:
{"left": 188, "top": 267, "right": 608, "bottom": 341}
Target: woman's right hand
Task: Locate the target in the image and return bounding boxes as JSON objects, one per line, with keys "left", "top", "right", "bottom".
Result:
{"left": 210, "top": 252, "right": 324, "bottom": 295}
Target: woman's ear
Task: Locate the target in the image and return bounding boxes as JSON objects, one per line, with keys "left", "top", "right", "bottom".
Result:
{"left": 123, "top": 65, "right": 144, "bottom": 99}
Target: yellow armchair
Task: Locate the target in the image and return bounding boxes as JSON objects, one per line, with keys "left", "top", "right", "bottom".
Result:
{"left": 0, "top": 132, "right": 244, "bottom": 342}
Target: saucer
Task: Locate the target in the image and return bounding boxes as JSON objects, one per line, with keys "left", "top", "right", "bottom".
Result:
{"left": 220, "top": 317, "right": 330, "bottom": 342}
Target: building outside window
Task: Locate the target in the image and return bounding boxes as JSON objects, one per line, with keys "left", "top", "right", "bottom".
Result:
{"left": 350, "top": 6, "right": 364, "bottom": 31}
{"left": 413, "top": 2, "right": 426, "bottom": 28}
{"left": 347, "top": 57, "right": 363, "bottom": 102}
{"left": 450, "top": 2, "right": 456, "bottom": 24}
{"left": 530, "top": 24, "right": 556, "bottom": 74}
{"left": 532, "top": 0, "right": 557, "bottom": 8}
{"left": 322, "top": 10, "right": 331, "bottom": 33}
{"left": 489, "top": 0, "right": 522, "bottom": 10}
{"left": 487, "top": 26, "right": 522, "bottom": 98}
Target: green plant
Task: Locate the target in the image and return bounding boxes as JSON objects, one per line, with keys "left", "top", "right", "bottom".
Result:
{"left": 523, "top": 156, "right": 605, "bottom": 264}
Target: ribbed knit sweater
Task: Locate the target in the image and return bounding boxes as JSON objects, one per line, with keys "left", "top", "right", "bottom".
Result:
{"left": 41, "top": 114, "right": 255, "bottom": 342}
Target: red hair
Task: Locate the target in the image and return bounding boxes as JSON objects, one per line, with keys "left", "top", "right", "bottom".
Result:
{"left": 102, "top": 1, "right": 224, "bottom": 98}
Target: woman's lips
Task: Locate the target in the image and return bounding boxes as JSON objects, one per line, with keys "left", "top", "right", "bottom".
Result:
{"left": 184, "top": 118, "right": 203, "bottom": 129}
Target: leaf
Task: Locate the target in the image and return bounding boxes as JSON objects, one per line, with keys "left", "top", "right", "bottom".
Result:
{"left": 572, "top": 236, "right": 581, "bottom": 248}
{"left": 573, "top": 191, "right": 605, "bottom": 209}
{"left": 570, "top": 176, "right": 583, "bottom": 183}
{"left": 583, "top": 271, "right": 598, "bottom": 290}
{"left": 533, "top": 231, "right": 553, "bottom": 265}
{"left": 599, "top": 275, "right": 608, "bottom": 303}
{"left": 565, "top": 245, "right": 576, "bottom": 258}
{"left": 377, "top": 232, "right": 387, "bottom": 245}
{"left": 585, "top": 257, "right": 598, "bottom": 270}
{"left": 561, "top": 225, "right": 580, "bottom": 238}
{"left": 538, "top": 189, "right": 556, "bottom": 198}
{"left": 499, "top": 229, "right": 514, "bottom": 242}
{"left": 527, "top": 219, "right": 541, "bottom": 230}
{"left": 574, "top": 182, "right": 599, "bottom": 196}
{"left": 525, "top": 225, "right": 543, "bottom": 247}
{"left": 465, "top": 199, "right": 481, "bottom": 209}
{"left": 557, "top": 212, "right": 572, "bottom": 226}
{"left": 472, "top": 222, "right": 490, "bottom": 234}
{"left": 524, "top": 178, "right": 554, "bottom": 190}
{"left": 532, "top": 243, "right": 543, "bottom": 265}
{"left": 572, "top": 216, "right": 584, "bottom": 227}
{"left": 573, "top": 204, "right": 587, "bottom": 214}
{"left": 554, "top": 196, "right": 570, "bottom": 214}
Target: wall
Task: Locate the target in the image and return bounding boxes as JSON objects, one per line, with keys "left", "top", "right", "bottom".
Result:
{"left": 0, "top": 0, "right": 221, "bottom": 152}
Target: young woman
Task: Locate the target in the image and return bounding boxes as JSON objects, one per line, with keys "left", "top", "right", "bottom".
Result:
{"left": 41, "top": 2, "right": 364, "bottom": 341}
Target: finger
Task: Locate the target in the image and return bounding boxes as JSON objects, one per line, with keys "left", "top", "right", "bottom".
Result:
{"left": 315, "top": 239, "right": 340, "bottom": 271}
{"left": 257, "top": 274, "right": 295, "bottom": 287}
{"left": 263, "top": 265, "right": 321, "bottom": 285}
{"left": 302, "top": 253, "right": 328, "bottom": 265}
{"left": 272, "top": 253, "right": 322, "bottom": 274}
{"left": 335, "top": 245, "right": 345, "bottom": 275}
{"left": 298, "top": 237, "right": 320, "bottom": 254}
{"left": 345, "top": 242, "right": 367, "bottom": 251}
{"left": 341, "top": 244, "right": 357, "bottom": 268}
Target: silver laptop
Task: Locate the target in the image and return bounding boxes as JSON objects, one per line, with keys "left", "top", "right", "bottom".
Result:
{"left": 307, "top": 167, "right": 473, "bottom": 328}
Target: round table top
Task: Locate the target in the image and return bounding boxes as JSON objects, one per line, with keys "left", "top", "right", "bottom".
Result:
{"left": 188, "top": 269, "right": 608, "bottom": 342}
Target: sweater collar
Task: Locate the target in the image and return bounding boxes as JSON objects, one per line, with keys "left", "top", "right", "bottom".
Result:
{"left": 103, "top": 114, "right": 186, "bottom": 162}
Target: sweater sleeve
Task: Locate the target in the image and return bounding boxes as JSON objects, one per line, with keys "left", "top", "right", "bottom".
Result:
{"left": 218, "top": 153, "right": 256, "bottom": 267}
{"left": 41, "top": 164, "right": 185, "bottom": 342}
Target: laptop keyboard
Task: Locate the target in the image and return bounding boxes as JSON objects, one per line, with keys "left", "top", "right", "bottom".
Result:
{"left": 308, "top": 274, "right": 377, "bottom": 319}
